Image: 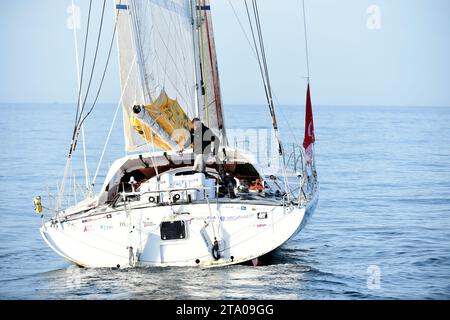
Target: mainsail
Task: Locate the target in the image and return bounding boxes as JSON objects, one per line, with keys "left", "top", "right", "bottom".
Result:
{"left": 115, "top": 0, "right": 226, "bottom": 152}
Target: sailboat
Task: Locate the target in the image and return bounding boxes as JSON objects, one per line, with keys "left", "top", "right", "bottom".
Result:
{"left": 36, "top": 0, "right": 319, "bottom": 268}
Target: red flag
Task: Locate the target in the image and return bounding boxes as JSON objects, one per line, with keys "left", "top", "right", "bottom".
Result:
{"left": 303, "top": 83, "right": 315, "bottom": 160}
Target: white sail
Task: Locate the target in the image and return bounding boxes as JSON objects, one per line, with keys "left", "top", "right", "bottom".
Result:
{"left": 115, "top": 0, "right": 197, "bottom": 152}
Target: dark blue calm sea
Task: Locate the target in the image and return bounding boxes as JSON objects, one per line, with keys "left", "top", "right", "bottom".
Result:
{"left": 0, "top": 103, "right": 449, "bottom": 299}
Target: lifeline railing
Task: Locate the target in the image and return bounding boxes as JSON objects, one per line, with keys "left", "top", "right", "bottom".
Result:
{"left": 284, "top": 143, "right": 319, "bottom": 207}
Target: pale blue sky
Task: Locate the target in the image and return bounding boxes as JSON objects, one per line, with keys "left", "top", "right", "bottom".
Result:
{"left": 0, "top": 0, "right": 449, "bottom": 106}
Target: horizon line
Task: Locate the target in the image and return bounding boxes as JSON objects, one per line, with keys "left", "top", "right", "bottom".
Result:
{"left": 0, "top": 102, "right": 449, "bottom": 108}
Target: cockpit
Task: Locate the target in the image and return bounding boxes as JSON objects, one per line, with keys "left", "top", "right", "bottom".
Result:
{"left": 97, "top": 149, "right": 276, "bottom": 207}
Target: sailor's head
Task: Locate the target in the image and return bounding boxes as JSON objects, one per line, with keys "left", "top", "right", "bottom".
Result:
{"left": 190, "top": 117, "right": 202, "bottom": 129}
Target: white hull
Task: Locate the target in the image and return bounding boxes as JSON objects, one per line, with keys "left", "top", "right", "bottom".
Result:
{"left": 41, "top": 194, "right": 318, "bottom": 268}
{"left": 40, "top": 149, "right": 318, "bottom": 268}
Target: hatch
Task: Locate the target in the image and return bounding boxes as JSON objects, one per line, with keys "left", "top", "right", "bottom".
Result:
{"left": 160, "top": 221, "right": 187, "bottom": 240}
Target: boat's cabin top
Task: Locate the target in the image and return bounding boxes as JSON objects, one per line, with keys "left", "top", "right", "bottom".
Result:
{"left": 58, "top": 148, "right": 308, "bottom": 218}
{"left": 96, "top": 148, "right": 289, "bottom": 207}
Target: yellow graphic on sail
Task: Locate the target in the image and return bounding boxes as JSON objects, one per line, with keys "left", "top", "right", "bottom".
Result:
{"left": 130, "top": 90, "right": 191, "bottom": 151}
{"left": 130, "top": 116, "right": 173, "bottom": 151}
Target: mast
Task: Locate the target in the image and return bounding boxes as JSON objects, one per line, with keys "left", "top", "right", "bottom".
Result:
{"left": 190, "top": 0, "right": 202, "bottom": 118}
{"left": 195, "top": 0, "right": 227, "bottom": 144}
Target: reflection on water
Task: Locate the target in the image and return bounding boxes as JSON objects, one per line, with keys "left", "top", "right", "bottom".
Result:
{"left": 34, "top": 246, "right": 313, "bottom": 300}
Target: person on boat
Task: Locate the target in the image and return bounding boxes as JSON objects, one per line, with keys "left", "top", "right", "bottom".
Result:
{"left": 180, "top": 118, "right": 236, "bottom": 198}
{"left": 180, "top": 118, "right": 218, "bottom": 173}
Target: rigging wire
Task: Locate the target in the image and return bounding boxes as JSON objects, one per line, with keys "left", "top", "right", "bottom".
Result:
{"left": 77, "top": 16, "right": 118, "bottom": 130}
{"left": 70, "top": 0, "right": 90, "bottom": 192}
{"left": 244, "top": 0, "right": 282, "bottom": 155}
{"left": 227, "top": 0, "right": 304, "bottom": 148}
{"left": 243, "top": 0, "right": 291, "bottom": 200}
{"left": 59, "top": 1, "right": 119, "bottom": 207}
{"left": 244, "top": 1, "right": 271, "bottom": 119}
{"left": 77, "top": 0, "right": 108, "bottom": 123}
{"left": 227, "top": 0, "right": 258, "bottom": 59}
{"left": 301, "top": 0, "right": 317, "bottom": 169}
{"left": 71, "top": 0, "right": 108, "bottom": 154}
{"left": 302, "top": 0, "right": 311, "bottom": 81}
{"left": 69, "top": 0, "right": 93, "bottom": 157}
{"left": 227, "top": 0, "right": 299, "bottom": 147}
{"left": 58, "top": 0, "right": 94, "bottom": 211}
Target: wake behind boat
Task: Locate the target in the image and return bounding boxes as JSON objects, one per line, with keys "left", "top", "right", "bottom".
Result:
{"left": 35, "top": 0, "right": 318, "bottom": 268}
